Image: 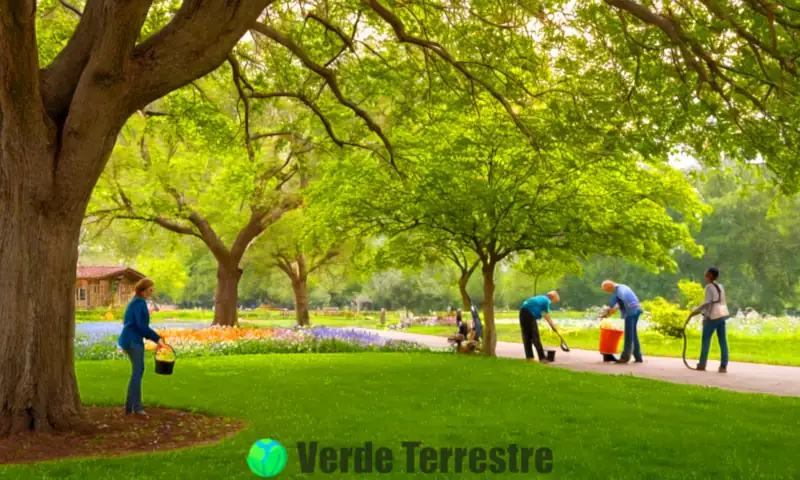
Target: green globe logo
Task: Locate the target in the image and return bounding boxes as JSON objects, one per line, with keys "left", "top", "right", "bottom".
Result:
{"left": 247, "top": 439, "right": 287, "bottom": 478}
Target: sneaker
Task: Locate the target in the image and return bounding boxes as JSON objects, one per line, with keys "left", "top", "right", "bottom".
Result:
{"left": 696, "top": 364, "right": 706, "bottom": 371}
{"left": 634, "top": 359, "right": 644, "bottom": 363}
{"left": 718, "top": 367, "right": 727, "bottom": 373}
{"left": 134, "top": 410, "right": 147, "bottom": 416}
{"left": 616, "top": 356, "right": 631, "bottom": 364}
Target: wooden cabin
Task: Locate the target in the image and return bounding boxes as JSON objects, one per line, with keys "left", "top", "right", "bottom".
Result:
{"left": 75, "top": 266, "right": 146, "bottom": 309}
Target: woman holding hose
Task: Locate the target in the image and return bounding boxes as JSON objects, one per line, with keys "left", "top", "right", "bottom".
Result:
{"left": 690, "top": 267, "right": 730, "bottom": 373}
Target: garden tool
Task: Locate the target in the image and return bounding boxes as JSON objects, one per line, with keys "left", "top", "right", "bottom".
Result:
{"left": 547, "top": 323, "right": 570, "bottom": 352}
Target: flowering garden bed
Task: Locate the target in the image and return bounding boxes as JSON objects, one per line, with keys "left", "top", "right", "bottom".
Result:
{"left": 74, "top": 326, "right": 432, "bottom": 360}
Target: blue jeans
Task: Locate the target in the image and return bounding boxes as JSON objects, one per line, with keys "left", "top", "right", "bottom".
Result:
{"left": 620, "top": 311, "right": 642, "bottom": 361}
{"left": 699, "top": 317, "right": 729, "bottom": 369}
{"left": 125, "top": 344, "right": 145, "bottom": 412}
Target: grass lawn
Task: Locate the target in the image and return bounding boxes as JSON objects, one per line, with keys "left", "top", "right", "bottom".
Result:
{"left": 1, "top": 354, "right": 797, "bottom": 479}
{"left": 240, "top": 316, "right": 384, "bottom": 329}
{"left": 406, "top": 324, "right": 800, "bottom": 366}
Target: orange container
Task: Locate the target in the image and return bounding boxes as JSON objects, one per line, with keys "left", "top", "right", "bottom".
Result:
{"left": 599, "top": 328, "right": 624, "bottom": 354}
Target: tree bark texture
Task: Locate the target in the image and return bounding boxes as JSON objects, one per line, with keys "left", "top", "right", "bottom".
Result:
{"left": 481, "top": 262, "right": 497, "bottom": 357}
{"left": 458, "top": 274, "right": 472, "bottom": 311}
{"left": 0, "top": 197, "right": 86, "bottom": 436}
{"left": 213, "top": 264, "right": 242, "bottom": 327}
{"left": 292, "top": 275, "right": 310, "bottom": 327}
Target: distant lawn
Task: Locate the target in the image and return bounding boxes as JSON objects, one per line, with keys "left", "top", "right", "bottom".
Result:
{"left": 76, "top": 308, "right": 388, "bottom": 329}
{"left": 405, "top": 324, "right": 800, "bottom": 366}
{"left": 1, "top": 354, "right": 796, "bottom": 479}
{"left": 76, "top": 308, "right": 582, "bottom": 324}
{"left": 241, "top": 316, "right": 385, "bottom": 329}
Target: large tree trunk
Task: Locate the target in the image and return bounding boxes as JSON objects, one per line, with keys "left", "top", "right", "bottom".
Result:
{"left": 292, "top": 275, "right": 310, "bottom": 327}
{"left": 481, "top": 263, "right": 497, "bottom": 356}
{"left": 458, "top": 274, "right": 472, "bottom": 311}
{"left": 212, "top": 264, "right": 242, "bottom": 327}
{"left": 0, "top": 0, "right": 273, "bottom": 439}
{"left": 0, "top": 191, "right": 85, "bottom": 435}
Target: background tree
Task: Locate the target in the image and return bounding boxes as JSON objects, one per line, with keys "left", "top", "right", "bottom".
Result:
{"left": 315, "top": 110, "right": 708, "bottom": 355}
{"left": 88, "top": 105, "right": 303, "bottom": 326}
{"left": 560, "top": 166, "right": 800, "bottom": 314}
{"left": 512, "top": 250, "right": 582, "bottom": 297}
{"left": 251, "top": 208, "right": 346, "bottom": 326}
{"left": 366, "top": 232, "right": 481, "bottom": 311}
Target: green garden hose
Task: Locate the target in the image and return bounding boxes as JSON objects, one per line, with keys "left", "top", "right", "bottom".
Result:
{"left": 681, "top": 315, "right": 698, "bottom": 371}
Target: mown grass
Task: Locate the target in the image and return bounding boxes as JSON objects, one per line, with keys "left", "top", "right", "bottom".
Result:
{"left": 405, "top": 324, "right": 800, "bottom": 366}
{"left": 1, "top": 354, "right": 797, "bottom": 479}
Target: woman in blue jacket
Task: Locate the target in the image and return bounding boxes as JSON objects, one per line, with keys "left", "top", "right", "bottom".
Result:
{"left": 117, "top": 278, "right": 163, "bottom": 415}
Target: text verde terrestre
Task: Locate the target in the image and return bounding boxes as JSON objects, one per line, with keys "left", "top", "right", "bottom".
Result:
{"left": 296, "top": 441, "right": 553, "bottom": 474}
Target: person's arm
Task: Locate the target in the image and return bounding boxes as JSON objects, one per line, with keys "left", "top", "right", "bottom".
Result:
{"left": 134, "top": 301, "right": 162, "bottom": 344}
{"left": 690, "top": 284, "right": 715, "bottom": 317}
{"left": 599, "top": 295, "right": 618, "bottom": 319}
{"left": 542, "top": 313, "right": 557, "bottom": 332}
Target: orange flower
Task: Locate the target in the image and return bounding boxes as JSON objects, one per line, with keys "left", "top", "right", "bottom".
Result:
{"left": 145, "top": 326, "right": 280, "bottom": 350}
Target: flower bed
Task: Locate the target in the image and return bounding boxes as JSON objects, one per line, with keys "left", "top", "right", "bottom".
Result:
{"left": 74, "top": 326, "right": 430, "bottom": 360}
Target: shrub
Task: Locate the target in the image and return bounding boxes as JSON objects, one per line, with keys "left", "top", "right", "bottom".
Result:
{"left": 678, "top": 280, "right": 705, "bottom": 309}
{"left": 75, "top": 308, "right": 124, "bottom": 322}
{"left": 641, "top": 297, "right": 690, "bottom": 338}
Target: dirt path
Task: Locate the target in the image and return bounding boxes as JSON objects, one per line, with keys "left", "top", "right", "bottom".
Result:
{"left": 356, "top": 328, "right": 800, "bottom": 397}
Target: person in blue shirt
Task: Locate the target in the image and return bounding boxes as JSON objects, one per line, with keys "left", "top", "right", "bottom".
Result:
{"left": 519, "top": 291, "right": 560, "bottom": 363}
{"left": 598, "top": 280, "right": 643, "bottom": 364}
{"left": 117, "top": 278, "right": 164, "bottom": 415}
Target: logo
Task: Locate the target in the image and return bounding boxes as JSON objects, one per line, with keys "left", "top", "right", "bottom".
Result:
{"left": 247, "top": 439, "right": 287, "bottom": 478}
{"left": 246, "top": 439, "right": 553, "bottom": 476}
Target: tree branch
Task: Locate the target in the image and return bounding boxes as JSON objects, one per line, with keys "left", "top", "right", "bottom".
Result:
{"left": 58, "top": 0, "right": 82, "bottom": 17}
{"left": 305, "top": 13, "right": 355, "bottom": 52}
{"left": 249, "top": 90, "right": 388, "bottom": 160}
{"left": 228, "top": 54, "right": 255, "bottom": 161}
{"left": 273, "top": 253, "right": 296, "bottom": 277}
{"left": 251, "top": 21, "right": 395, "bottom": 165}
{"left": 89, "top": 208, "right": 203, "bottom": 239}
{"left": 152, "top": 216, "right": 202, "bottom": 238}
{"left": 39, "top": 0, "right": 104, "bottom": 119}
{"left": 307, "top": 249, "right": 340, "bottom": 274}
{"left": 250, "top": 130, "right": 299, "bottom": 141}
{"left": 0, "top": 0, "right": 49, "bottom": 143}
{"left": 142, "top": 110, "right": 172, "bottom": 117}
{"left": 186, "top": 210, "right": 232, "bottom": 264}
{"left": 53, "top": 0, "right": 157, "bottom": 206}
{"left": 230, "top": 210, "right": 269, "bottom": 262}
{"left": 128, "top": 0, "right": 276, "bottom": 112}
{"left": 363, "top": 0, "right": 537, "bottom": 149}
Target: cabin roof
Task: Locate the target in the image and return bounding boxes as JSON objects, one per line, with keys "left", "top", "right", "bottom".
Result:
{"left": 76, "top": 266, "right": 146, "bottom": 281}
